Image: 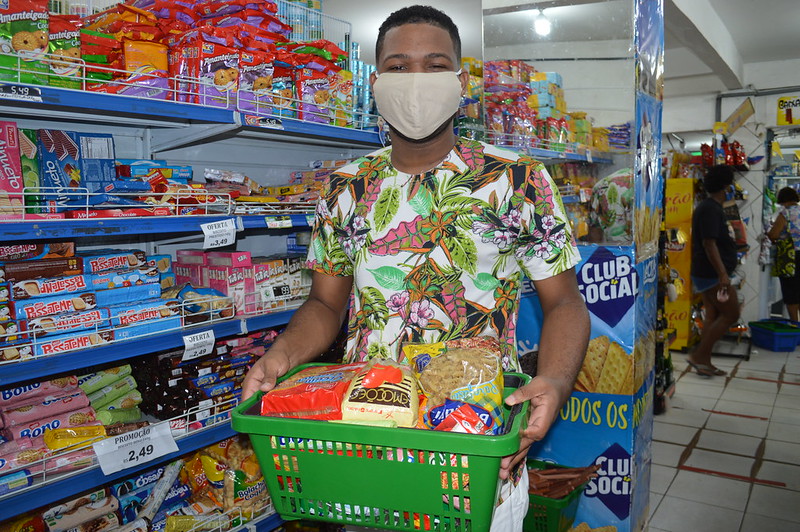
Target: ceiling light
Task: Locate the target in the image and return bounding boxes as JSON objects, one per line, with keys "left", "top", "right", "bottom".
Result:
{"left": 534, "top": 10, "right": 551, "bottom": 37}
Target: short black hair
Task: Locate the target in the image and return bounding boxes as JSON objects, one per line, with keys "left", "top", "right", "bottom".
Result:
{"left": 375, "top": 5, "right": 461, "bottom": 63}
{"left": 777, "top": 186, "right": 800, "bottom": 204}
{"left": 703, "top": 165, "right": 734, "bottom": 194}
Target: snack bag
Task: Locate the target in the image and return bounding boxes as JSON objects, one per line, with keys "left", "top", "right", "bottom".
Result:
{"left": 47, "top": 15, "right": 81, "bottom": 89}
{"left": 270, "top": 63, "right": 295, "bottom": 118}
{"left": 330, "top": 69, "right": 354, "bottom": 127}
{"left": 405, "top": 337, "right": 504, "bottom": 434}
{"left": 198, "top": 42, "right": 239, "bottom": 109}
{"left": 123, "top": 40, "right": 168, "bottom": 73}
{"left": 259, "top": 363, "right": 365, "bottom": 420}
{"left": 238, "top": 50, "right": 274, "bottom": 113}
{"left": 296, "top": 67, "right": 332, "bottom": 124}
{"left": 0, "top": 0, "right": 49, "bottom": 86}
{"left": 341, "top": 359, "right": 419, "bottom": 428}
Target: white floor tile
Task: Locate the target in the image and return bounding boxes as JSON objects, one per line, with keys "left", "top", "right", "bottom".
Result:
{"left": 719, "top": 387, "right": 777, "bottom": 407}
{"left": 676, "top": 381, "right": 727, "bottom": 398}
{"left": 781, "top": 373, "right": 800, "bottom": 383}
{"left": 726, "top": 377, "right": 780, "bottom": 393}
{"left": 771, "top": 406, "right": 800, "bottom": 426}
{"left": 695, "top": 429, "right": 762, "bottom": 457}
{"left": 665, "top": 469, "right": 751, "bottom": 510}
{"left": 648, "top": 491, "right": 663, "bottom": 519}
{"left": 712, "top": 399, "right": 772, "bottom": 419}
{"left": 740, "top": 513, "right": 800, "bottom": 532}
{"left": 705, "top": 412, "right": 769, "bottom": 438}
{"left": 652, "top": 423, "right": 698, "bottom": 446}
{"left": 774, "top": 393, "right": 800, "bottom": 410}
{"left": 767, "top": 421, "right": 800, "bottom": 442}
{"left": 757, "top": 461, "right": 800, "bottom": 491}
{"left": 778, "top": 383, "right": 800, "bottom": 397}
{"left": 762, "top": 439, "right": 800, "bottom": 464}
{"left": 648, "top": 495, "right": 743, "bottom": 531}
{"left": 735, "top": 368, "right": 782, "bottom": 380}
{"left": 649, "top": 464, "right": 677, "bottom": 495}
{"left": 670, "top": 393, "right": 719, "bottom": 412}
{"left": 683, "top": 448, "right": 755, "bottom": 478}
{"left": 656, "top": 407, "right": 710, "bottom": 428}
{"left": 652, "top": 441, "right": 685, "bottom": 468}
{"left": 747, "top": 484, "right": 800, "bottom": 523}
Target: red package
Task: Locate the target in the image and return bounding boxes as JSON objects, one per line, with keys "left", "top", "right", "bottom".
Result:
{"left": 700, "top": 143, "right": 714, "bottom": 167}
{"left": 434, "top": 403, "right": 491, "bottom": 434}
{"left": 260, "top": 363, "right": 365, "bottom": 420}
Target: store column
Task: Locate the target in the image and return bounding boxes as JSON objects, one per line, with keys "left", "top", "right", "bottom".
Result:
{"left": 517, "top": 1, "right": 664, "bottom": 531}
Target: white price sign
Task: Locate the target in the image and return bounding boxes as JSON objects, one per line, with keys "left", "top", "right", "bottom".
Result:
{"left": 182, "top": 330, "right": 216, "bottom": 361}
{"left": 265, "top": 216, "right": 293, "bottom": 229}
{"left": 93, "top": 422, "right": 178, "bottom": 475}
{"left": 201, "top": 218, "right": 237, "bottom": 249}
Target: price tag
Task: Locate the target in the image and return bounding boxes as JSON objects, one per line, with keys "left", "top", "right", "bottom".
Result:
{"left": 243, "top": 114, "right": 284, "bottom": 130}
{"left": 305, "top": 215, "right": 315, "bottom": 227}
{"left": 272, "top": 284, "right": 292, "bottom": 301}
{"left": 182, "top": 329, "right": 216, "bottom": 361}
{"left": 201, "top": 218, "right": 237, "bottom": 249}
{"left": 0, "top": 84, "right": 43, "bottom": 102}
{"left": 586, "top": 150, "right": 593, "bottom": 164}
{"left": 93, "top": 422, "right": 178, "bottom": 475}
{"left": 265, "top": 216, "right": 293, "bottom": 229}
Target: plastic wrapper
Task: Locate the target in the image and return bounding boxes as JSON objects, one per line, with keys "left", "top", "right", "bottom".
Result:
{"left": 404, "top": 337, "right": 504, "bottom": 434}
{"left": 341, "top": 359, "right": 418, "bottom": 427}
{"left": 96, "top": 407, "right": 142, "bottom": 426}
{"left": 1, "top": 389, "right": 89, "bottom": 427}
{"left": 0, "top": 376, "right": 79, "bottom": 408}
{"left": 42, "top": 425, "right": 106, "bottom": 450}
{"left": 45, "top": 496, "right": 119, "bottom": 532}
{"left": 77, "top": 365, "right": 133, "bottom": 395}
{"left": 259, "top": 362, "right": 365, "bottom": 420}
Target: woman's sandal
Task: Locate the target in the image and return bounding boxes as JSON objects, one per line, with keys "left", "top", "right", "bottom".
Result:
{"left": 687, "top": 359, "right": 727, "bottom": 378}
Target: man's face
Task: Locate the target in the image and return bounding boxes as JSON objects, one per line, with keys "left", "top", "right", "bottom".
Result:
{"left": 376, "top": 23, "right": 459, "bottom": 74}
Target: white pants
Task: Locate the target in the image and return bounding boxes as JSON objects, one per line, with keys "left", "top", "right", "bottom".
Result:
{"left": 490, "top": 469, "right": 530, "bottom": 532}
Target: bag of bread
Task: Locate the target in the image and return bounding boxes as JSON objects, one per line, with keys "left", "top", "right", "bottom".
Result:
{"left": 341, "top": 359, "right": 419, "bottom": 428}
{"left": 404, "top": 337, "right": 504, "bottom": 434}
{"left": 259, "top": 363, "right": 364, "bottom": 420}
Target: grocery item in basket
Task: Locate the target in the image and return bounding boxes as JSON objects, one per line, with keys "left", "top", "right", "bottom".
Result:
{"left": 433, "top": 402, "right": 491, "bottom": 434}
{"left": 405, "top": 338, "right": 504, "bottom": 434}
{"left": 0, "top": 376, "right": 78, "bottom": 407}
{"left": 42, "top": 425, "right": 106, "bottom": 450}
{"left": 341, "top": 359, "right": 418, "bottom": 428}
{"left": 1, "top": 389, "right": 89, "bottom": 426}
{"left": 5, "top": 405, "right": 97, "bottom": 439}
{"left": 0, "top": 0, "right": 49, "bottom": 86}
{"left": 259, "top": 362, "right": 365, "bottom": 420}
{"left": 44, "top": 496, "right": 119, "bottom": 532}
{"left": 77, "top": 364, "right": 132, "bottom": 395}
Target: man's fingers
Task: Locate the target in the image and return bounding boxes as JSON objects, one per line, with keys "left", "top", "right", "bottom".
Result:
{"left": 242, "top": 361, "right": 267, "bottom": 401}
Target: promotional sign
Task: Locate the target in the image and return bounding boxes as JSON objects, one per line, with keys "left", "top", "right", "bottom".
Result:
{"left": 520, "top": 247, "right": 656, "bottom": 532}
{"left": 663, "top": 178, "right": 697, "bottom": 350}
{"left": 724, "top": 97, "right": 755, "bottom": 134}
{"left": 777, "top": 95, "right": 800, "bottom": 125}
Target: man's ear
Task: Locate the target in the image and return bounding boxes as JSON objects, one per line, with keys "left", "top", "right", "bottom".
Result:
{"left": 458, "top": 69, "right": 469, "bottom": 95}
{"left": 369, "top": 70, "right": 377, "bottom": 90}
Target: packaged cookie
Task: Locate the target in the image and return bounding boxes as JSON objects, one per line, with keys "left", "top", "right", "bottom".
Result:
{"left": 0, "top": 121, "right": 24, "bottom": 216}
{"left": 296, "top": 68, "right": 332, "bottom": 124}
{"left": 238, "top": 50, "right": 274, "bottom": 113}
{"left": 0, "top": 376, "right": 78, "bottom": 408}
{"left": 17, "top": 128, "right": 41, "bottom": 213}
{"left": 6, "top": 405, "right": 97, "bottom": 439}
{"left": 0, "top": 0, "right": 49, "bottom": 86}
{"left": 341, "top": 359, "right": 419, "bottom": 427}
{"left": 197, "top": 43, "right": 239, "bottom": 109}
{"left": 1, "top": 389, "right": 90, "bottom": 427}
{"left": 48, "top": 15, "right": 81, "bottom": 89}
{"left": 270, "top": 63, "right": 296, "bottom": 118}
{"left": 0, "top": 242, "right": 74, "bottom": 262}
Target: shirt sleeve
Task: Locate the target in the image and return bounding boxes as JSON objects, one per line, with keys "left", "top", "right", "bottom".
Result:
{"left": 513, "top": 161, "right": 580, "bottom": 280}
{"left": 305, "top": 194, "right": 354, "bottom": 277}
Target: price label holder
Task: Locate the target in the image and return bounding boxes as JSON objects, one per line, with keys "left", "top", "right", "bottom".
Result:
{"left": 241, "top": 114, "right": 284, "bottom": 130}
{"left": 259, "top": 284, "right": 292, "bottom": 304}
{"left": 265, "top": 215, "right": 293, "bottom": 229}
{"left": 93, "top": 422, "right": 178, "bottom": 475}
{"left": 0, "top": 83, "right": 43, "bottom": 103}
{"left": 182, "top": 329, "right": 216, "bottom": 361}
{"left": 586, "top": 150, "right": 593, "bottom": 164}
{"left": 201, "top": 218, "right": 238, "bottom": 249}
{"left": 305, "top": 214, "right": 315, "bottom": 227}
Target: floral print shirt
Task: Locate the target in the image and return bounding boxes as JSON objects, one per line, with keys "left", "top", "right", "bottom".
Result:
{"left": 781, "top": 204, "right": 800, "bottom": 250}
{"left": 306, "top": 138, "right": 579, "bottom": 370}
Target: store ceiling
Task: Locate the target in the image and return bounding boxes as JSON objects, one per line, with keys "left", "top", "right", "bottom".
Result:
{"left": 483, "top": 0, "right": 800, "bottom": 97}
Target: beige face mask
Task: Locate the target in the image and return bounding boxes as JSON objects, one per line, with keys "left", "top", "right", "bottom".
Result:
{"left": 373, "top": 70, "right": 463, "bottom": 140}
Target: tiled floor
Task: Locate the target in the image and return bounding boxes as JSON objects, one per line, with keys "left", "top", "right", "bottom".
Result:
{"left": 647, "top": 341, "right": 800, "bottom": 532}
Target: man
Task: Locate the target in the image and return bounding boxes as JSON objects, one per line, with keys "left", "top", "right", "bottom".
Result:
{"left": 242, "top": 5, "right": 589, "bottom": 529}
{"left": 688, "top": 165, "right": 738, "bottom": 377}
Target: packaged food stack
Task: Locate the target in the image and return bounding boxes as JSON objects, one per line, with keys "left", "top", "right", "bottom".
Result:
{"left": 484, "top": 60, "right": 536, "bottom": 148}
{"left": 570, "top": 111, "right": 594, "bottom": 148}
{"left": 132, "top": 329, "right": 278, "bottom": 433}
{"left": 77, "top": 364, "right": 145, "bottom": 427}
{"left": 0, "top": 244, "right": 195, "bottom": 362}
{"left": 607, "top": 122, "right": 632, "bottom": 151}
{"left": 47, "top": 14, "right": 82, "bottom": 90}
{"left": 42, "top": 488, "right": 121, "bottom": 532}
{"left": 592, "top": 127, "right": 610, "bottom": 152}
{"left": 79, "top": 28, "right": 121, "bottom": 87}
{"left": 527, "top": 71, "right": 566, "bottom": 120}
{"left": 547, "top": 163, "right": 598, "bottom": 240}
{"left": 458, "top": 56, "right": 485, "bottom": 141}
{"left": 0, "top": 375, "right": 97, "bottom": 481}
{"left": 0, "top": 0, "right": 49, "bottom": 86}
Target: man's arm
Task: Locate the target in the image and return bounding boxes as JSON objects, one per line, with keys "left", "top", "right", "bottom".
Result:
{"left": 242, "top": 272, "right": 353, "bottom": 400}
{"left": 702, "top": 238, "right": 730, "bottom": 287}
{"left": 500, "top": 268, "right": 589, "bottom": 479}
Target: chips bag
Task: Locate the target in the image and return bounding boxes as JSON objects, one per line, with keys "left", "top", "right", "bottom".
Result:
{"left": 48, "top": 15, "right": 81, "bottom": 89}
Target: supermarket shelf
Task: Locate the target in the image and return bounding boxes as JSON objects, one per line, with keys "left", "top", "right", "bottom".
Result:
{"left": 0, "top": 309, "right": 296, "bottom": 388}
{"left": 0, "top": 422, "right": 236, "bottom": 522}
{"left": 529, "top": 146, "right": 614, "bottom": 164}
{"left": 252, "top": 513, "right": 284, "bottom": 531}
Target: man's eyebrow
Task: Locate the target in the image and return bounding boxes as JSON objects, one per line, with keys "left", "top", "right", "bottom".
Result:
{"left": 382, "top": 53, "right": 410, "bottom": 61}
{"left": 381, "top": 53, "right": 454, "bottom": 62}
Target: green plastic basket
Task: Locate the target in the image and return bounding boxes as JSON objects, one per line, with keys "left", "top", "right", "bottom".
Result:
{"left": 232, "top": 364, "right": 531, "bottom": 531}
{"left": 522, "top": 461, "right": 586, "bottom": 532}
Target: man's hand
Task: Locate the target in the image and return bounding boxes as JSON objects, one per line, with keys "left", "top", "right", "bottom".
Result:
{"left": 241, "top": 345, "right": 293, "bottom": 401}
{"left": 498, "top": 375, "right": 568, "bottom": 480}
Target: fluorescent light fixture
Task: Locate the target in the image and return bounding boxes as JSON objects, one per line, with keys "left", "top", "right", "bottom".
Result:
{"left": 534, "top": 9, "right": 551, "bottom": 37}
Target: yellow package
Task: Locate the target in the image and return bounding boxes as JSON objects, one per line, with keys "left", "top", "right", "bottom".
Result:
{"left": 341, "top": 359, "right": 419, "bottom": 428}
{"left": 43, "top": 425, "right": 106, "bottom": 450}
{"left": 404, "top": 337, "right": 504, "bottom": 434}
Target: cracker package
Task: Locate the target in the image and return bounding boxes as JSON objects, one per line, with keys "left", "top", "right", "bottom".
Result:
{"left": 238, "top": 50, "right": 274, "bottom": 113}
{"left": 270, "top": 63, "right": 296, "bottom": 118}
{"left": 199, "top": 42, "right": 239, "bottom": 109}
{"left": 47, "top": 15, "right": 81, "bottom": 89}
{"left": 576, "top": 335, "right": 633, "bottom": 395}
{"left": 0, "top": 0, "right": 49, "bottom": 86}
{"left": 259, "top": 363, "right": 365, "bottom": 420}
{"left": 405, "top": 337, "right": 504, "bottom": 434}
{"left": 296, "top": 67, "right": 332, "bottom": 124}
{"left": 341, "top": 359, "right": 419, "bottom": 428}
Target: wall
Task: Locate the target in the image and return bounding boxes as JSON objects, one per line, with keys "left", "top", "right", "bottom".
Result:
{"left": 322, "top": 0, "right": 483, "bottom": 65}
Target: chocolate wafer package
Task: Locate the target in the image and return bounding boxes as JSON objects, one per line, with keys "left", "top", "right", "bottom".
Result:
{"left": 17, "top": 128, "right": 41, "bottom": 212}
{"left": 0, "top": 122, "right": 24, "bottom": 216}
{"left": 0, "top": 256, "right": 83, "bottom": 284}
{"left": 0, "top": 242, "right": 74, "bottom": 262}
{"left": 37, "top": 128, "right": 82, "bottom": 208}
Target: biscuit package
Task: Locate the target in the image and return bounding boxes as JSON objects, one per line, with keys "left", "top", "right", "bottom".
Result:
{"left": 47, "top": 15, "right": 81, "bottom": 89}
{"left": 405, "top": 337, "right": 505, "bottom": 434}
{"left": 0, "top": 121, "right": 24, "bottom": 216}
{"left": 17, "top": 128, "right": 41, "bottom": 213}
{"left": 296, "top": 67, "right": 332, "bottom": 124}
{"left": 0, "top": 0, "right": 49, "bottom": 86}
{"left": 198, "top": 42, "right": 239, "bottom": 109}
{"left": 238, "top": 50, "right": 274, "bottom": 112}
{"left": 341, "top": 359, "right": 419, "bottom": 428}
{"left": 270, "top": 64, "right": 296, "bottom": 118}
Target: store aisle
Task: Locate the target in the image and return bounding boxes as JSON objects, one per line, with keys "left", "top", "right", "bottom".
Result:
{"left": 647, "top": 344, "right": 800, "bottom": 531}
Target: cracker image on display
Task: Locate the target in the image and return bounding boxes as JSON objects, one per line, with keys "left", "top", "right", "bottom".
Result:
{"left": 569, "top": 524, "right": 617, "bottom": 532}
{"left": 576, "top": 335, "right": 633, "bottom": 395}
